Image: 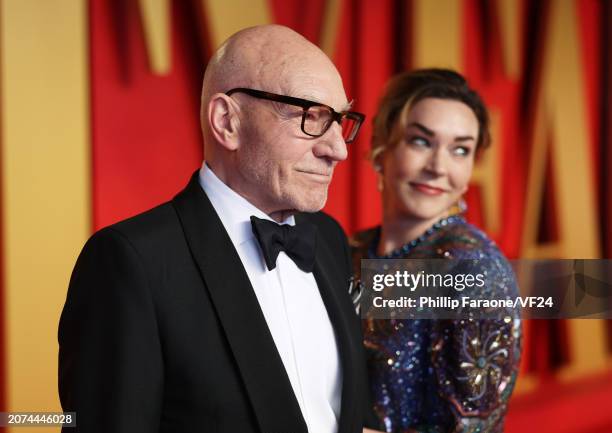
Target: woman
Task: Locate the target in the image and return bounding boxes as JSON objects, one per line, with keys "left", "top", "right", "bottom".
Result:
{"left": 353, "top": 69, "right": 521, "bottom": 433}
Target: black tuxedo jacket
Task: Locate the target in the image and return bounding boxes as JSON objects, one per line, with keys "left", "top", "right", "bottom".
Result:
{"left": 59, "top": 171, "right": 372, "bottom": 433}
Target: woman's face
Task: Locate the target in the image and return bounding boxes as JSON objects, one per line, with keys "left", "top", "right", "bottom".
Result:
{"left": 379, "top": 97, "right": 479, "bottom": 222}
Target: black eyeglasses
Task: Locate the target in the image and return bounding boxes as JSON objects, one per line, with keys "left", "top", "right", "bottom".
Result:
{"left": 225, "top": 88, "right": 365, "bottom": 143}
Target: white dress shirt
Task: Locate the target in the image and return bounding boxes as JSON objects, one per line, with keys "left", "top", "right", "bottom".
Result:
{"left": 198, "top": 161, "right": 342, "bottom": 433}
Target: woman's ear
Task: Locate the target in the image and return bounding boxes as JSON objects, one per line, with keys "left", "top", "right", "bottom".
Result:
{"left": 208, "top": 93, "right": 240, "bottom": 151}
{"left": 376, "top": 174, "right": 384, "bottom": 192}
{"left": 372, "top": 152, "right": 385, "bottom": 174}
{"left": 373, "top": 156, "right": 385, "bottom": 191}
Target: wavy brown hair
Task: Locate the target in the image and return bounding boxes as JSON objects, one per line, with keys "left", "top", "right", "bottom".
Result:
{"left": 371, "top": 68, "right": 491, "bottom": 164}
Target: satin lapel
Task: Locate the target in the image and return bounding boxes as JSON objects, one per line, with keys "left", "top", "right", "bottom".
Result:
{"left": 172, "top": 172, "right": 307, "bottom": 433}
{"left": 298, "top": 214, "right": 359, "bottom": 433}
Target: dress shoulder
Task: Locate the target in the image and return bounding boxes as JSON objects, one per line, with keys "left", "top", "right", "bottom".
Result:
{"left": 426, "top": 220, "right": 505, "bottom": 260}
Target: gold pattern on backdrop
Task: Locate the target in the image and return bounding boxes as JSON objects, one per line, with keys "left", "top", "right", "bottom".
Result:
{"left": 203, "top": 0, "right": 271, "bottom": 49}
{"left": 520, "top": 0, "right": 609, "bottom": 379}
{"left": 138, "top": 0, "right": 171, "bottom": 74}
{"left": 497, "top": 0, "right": 521, "bottom": 79}
{"left": 413, "top": 0, "right": 461, "bottom": 70}
{"left": 471, "top": 109, "right": 501, "bottom": 234}
{"left": 0, "top": 0, "right": 90, "bottom": 425}
{"left": 320, "top": 0, "right": 341, "bottom": 58}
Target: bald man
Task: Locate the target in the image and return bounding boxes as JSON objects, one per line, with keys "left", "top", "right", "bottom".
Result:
{"left": 59, "top": 25, "right": 377, "bottom": 433}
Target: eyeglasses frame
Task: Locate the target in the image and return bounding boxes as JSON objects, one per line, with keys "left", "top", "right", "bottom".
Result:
{"left": 225, "top": 87, "right": 365, "bottom": 143}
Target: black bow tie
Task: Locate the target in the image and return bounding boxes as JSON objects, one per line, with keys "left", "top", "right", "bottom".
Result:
{"left": 250, "top": 216, "right": 317, "bottom": 273}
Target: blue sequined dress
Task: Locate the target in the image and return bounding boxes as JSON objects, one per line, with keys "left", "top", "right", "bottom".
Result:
{"left": 351, "top": 216, "right": 522, "bottom": 433}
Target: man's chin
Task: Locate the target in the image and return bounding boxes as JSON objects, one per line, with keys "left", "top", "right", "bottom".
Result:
{"left": 293, "top": 192, "right": 328, "bottom": 214}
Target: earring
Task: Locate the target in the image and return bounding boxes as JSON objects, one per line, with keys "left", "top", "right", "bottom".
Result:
{"left": 449, "top": 197, "right": 467, "bottom": 215}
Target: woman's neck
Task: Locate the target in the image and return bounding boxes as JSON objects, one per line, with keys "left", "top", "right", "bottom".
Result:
{"left": 377, "top": 213, "right": 447, "bottom": 256}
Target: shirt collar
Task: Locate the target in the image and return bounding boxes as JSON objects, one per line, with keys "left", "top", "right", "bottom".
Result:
{"left": 198, "top": 161, "right": 295, "bottom": 247}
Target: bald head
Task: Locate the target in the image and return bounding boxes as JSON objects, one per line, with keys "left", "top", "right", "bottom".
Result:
{"left": 203, "top": 25, "right": 341, "bottom": 100}
{"left": 201, "top": 25, "right": 345, "bottom": 146}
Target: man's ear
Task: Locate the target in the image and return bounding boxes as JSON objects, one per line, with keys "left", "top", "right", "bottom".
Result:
{"left": 207, "top": 93, "right": 240, "bottom": 151}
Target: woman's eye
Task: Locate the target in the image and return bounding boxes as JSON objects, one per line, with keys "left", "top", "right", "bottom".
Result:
{"left": 453, "top": 146, "right": 471, "bottom": 156}
{"left": 409, "top": 136, "right": 429, "bottom": 147}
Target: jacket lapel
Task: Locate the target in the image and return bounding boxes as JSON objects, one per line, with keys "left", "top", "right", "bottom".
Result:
{"left": 298, "top": 214, "right": 360, "bottom": 433}
{"left": 172, "top": 171, "right": 308, "bottom": 433}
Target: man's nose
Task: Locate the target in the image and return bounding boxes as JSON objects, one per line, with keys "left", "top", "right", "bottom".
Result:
{"left": 313, "top": 121, "right": 348, "bottom": 161}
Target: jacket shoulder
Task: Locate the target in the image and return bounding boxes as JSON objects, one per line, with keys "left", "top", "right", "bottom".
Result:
{"left": 91, "top": 201, "right": 184, "bottom": 255}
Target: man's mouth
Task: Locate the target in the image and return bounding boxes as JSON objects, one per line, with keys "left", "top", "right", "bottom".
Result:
{"left": 296, "top": 169, "right": 332, "bottom": 180}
